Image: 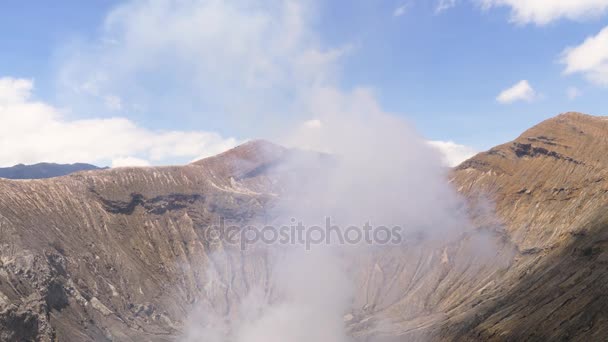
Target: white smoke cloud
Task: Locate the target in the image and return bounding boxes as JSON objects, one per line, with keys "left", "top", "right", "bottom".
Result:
{"left": 49, "top": 1, "right": 481, "bottom": 341}
{"left": 299, "top": 118, "right": 477, "bottom": 167}
{"left": 240, "top": 250, "right": 354, "bottom": 342}
{"left": 57, "top": 0, "right": 350, "bottom": 135}
{"left": 283, "top": 87, "right": 469, "bottom": 238}
{"left": 182, "top": 87, "right": 472, "bottom": 341}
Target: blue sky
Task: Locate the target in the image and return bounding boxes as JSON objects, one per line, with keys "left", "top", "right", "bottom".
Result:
{"left": 0, "top": 1, "right": 118, "bottom": 93}
{"left": 0, "top": 0, "right": 607, "bottom": 167}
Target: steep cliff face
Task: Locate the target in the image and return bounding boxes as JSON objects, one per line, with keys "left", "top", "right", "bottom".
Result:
{"left": 454, "top": 112, "right": 608, "bottom": 251}
{"left": 0, "top": 142, "right": 281, "bottom": 341}
{"left": 0, "top": 113, "right": 607, "bottom": 341}
{"left": 442, "top": 112, "right": 608, "bottom": 341}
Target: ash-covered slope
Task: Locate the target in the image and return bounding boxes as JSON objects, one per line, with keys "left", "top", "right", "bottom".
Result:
{"left": 0, "top": 141, "right": 279, "bottom": 341}
{"left": 442, "top": 112, "right": 608, "bottom": 341}
{"left": 0, "top": 113, "right": 607, "bottom": 341}
{"left": 0, "top": 140, "right": 329, "bottom": 341}
{"left": 455, "top": 112, "right": 608, "bottom": 251}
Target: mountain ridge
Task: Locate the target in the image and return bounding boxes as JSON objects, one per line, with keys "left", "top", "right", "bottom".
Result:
{"left": 0, "top": 112, "right": 606, "bottom": 341}
{"left": 0, "top": 162, "right": 104, "bottom": 180}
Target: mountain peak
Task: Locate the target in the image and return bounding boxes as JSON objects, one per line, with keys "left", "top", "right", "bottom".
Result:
{"left": 458, "top": 112, "right": 608, "bottom": 172}
{"left": 555, "top": 111, "right": 608, "bottom": 120}
{"left": 192, "top": 139, "right": 287, "bottom": 179}
{"left": 454, "top": 111, "right": 608, "bottom": 250}
{"left": 192, "top": 140, "right": 284, "bottom": 164}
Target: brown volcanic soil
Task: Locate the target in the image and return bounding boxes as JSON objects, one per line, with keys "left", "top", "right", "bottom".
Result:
{"left": 0, "top": 113, "right": 607, "bottom": 341}
{"left": 440, "top": 112, "right": 608, "bottom": 341}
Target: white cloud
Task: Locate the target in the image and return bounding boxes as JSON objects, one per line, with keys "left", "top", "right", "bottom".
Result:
{"left": 0, "top": 77, "right": 238, "bottom": 167}
{"left": 428, "top": 140, "right": 477, "bottom": 166}
{"left": 477, "top": 0, "right": 608, "bottom": 25}
{"left": 303, "top": 119, "right": 323, "bottom": 129}
{"left": 0, "top": 77, "right": 33, "bottom": 104}
{"left": 436, "top": 0, "right": 458, "bottom": 13}
{"left": 47, "top": 0, "right": 474, "bottom": 173}
{"left": 496, "top": 80, "right": 537, "bottom": 104}
{"left": 566, "top": 86, "right": 582, "bottom": 99}
{"left": 111, "top": 157, "right": 151, "bottom": 168}
{"left": 393, "top": 3, "right": 410, "bottom": 17}
{"left": 58, "top": 0, "right": 349, "bottom": 131}
{"left": 561, "top": 26, "right": 608, "bottom": 86}
{"left": 42, "top": 3, "right": 478, "bottom": 339}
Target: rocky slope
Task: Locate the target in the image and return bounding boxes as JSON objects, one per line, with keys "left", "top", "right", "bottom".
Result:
{"left": 0, "top": 112, "right": 606, "bottom": 341}
{"left": 439, "top": 112, "right": 608, "bottom": 341}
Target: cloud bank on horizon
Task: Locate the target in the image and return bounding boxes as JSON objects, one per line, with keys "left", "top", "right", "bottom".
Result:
{"left": 0, "top": 77, "right": 239, "bottom": 167}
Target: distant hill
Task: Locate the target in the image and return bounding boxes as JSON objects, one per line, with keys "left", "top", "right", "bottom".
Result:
{"left": 0, "top": 163, "right": 104, "bottom": 179}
